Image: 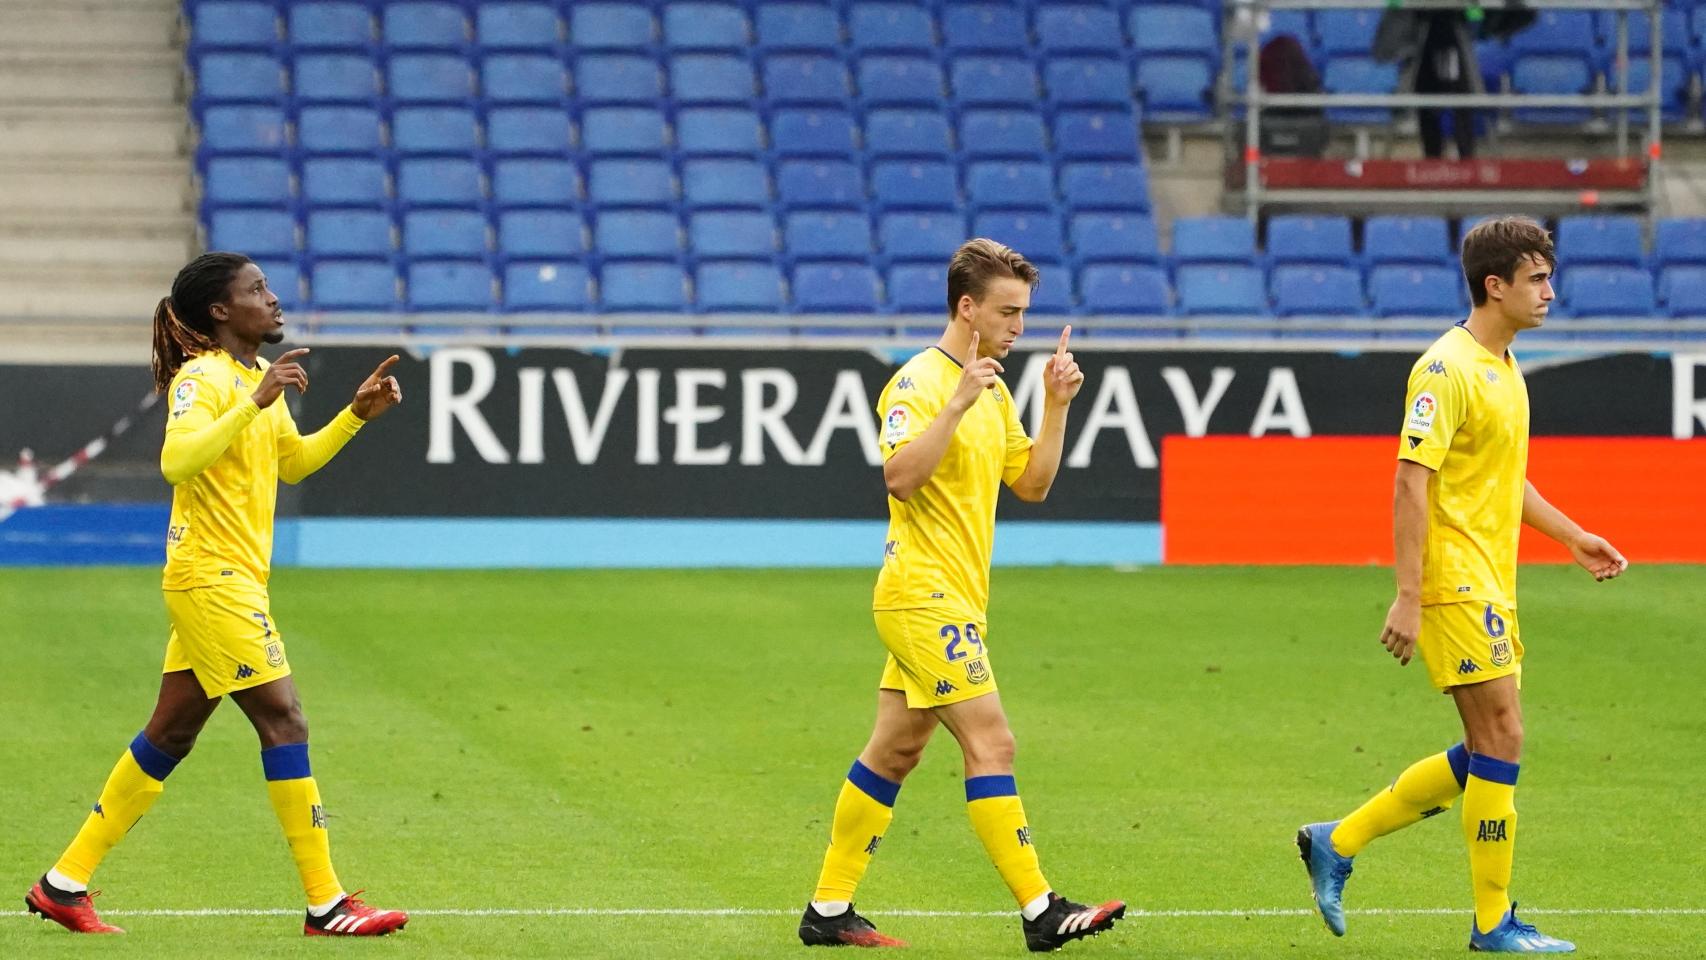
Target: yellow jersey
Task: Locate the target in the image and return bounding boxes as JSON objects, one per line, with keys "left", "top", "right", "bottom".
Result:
{"left": 161, "top": 350, "right": 365, "bottom": 590}
{"left": 1397, "top": 324, "right": 1530, "bottom": 608}
{"left": 873, "top": 347, "right": 1033, "bottom": 615}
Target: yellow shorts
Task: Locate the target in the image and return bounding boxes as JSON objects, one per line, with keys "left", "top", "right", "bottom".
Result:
{"left": 162, "top": 585, "right": 291, "bottom": 698}
{"left": 1420, "top": 601, "right": 1524, "bottom": 692}
{"left": 875, "top": 608, "right": 998, "bottom": 709}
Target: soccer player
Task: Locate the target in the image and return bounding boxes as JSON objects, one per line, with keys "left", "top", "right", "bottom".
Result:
{"left": 1297, "top": 218, "right": 1627, "bottom": 953}
{"left": 23, "top": 253, "right": 409, "bottom": 937}
{"left": 797, "top": 239, "right": 1123, "bottom": 952}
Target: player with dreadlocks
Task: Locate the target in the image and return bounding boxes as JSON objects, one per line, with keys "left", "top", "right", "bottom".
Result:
{"left": 24, "top": 253, "right": 409, "bottom": 937}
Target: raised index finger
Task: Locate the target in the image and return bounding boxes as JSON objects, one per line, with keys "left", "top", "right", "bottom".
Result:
{"left": 369, "top": 354, "right": 401, "bottom": 380}
{"left": 1055, "top": 324, "right": 1072, "bottom": 358}
{"left": 965, "top": 330, "right": 980, "bottom": 365}
{"left": 275, "top": 347, "right": 311, "bottom": 364}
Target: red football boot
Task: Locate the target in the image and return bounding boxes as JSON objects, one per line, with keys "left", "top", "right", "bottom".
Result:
{"left": 798, "top": 903, "right": 908, "bottom": 947}
{"left": 303, "top": 892, "right": 408, "bottom": 936}
{"left": 24, "top": 877, "right": 124, "bottom": 934}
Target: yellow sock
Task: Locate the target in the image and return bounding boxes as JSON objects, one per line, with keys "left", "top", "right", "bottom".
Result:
{"left": 262, "top": 743, "right": 342, "bottom": 906}
{"left": 813, "top": 760, "right": 899, "bottom": 902}
{"left": 965, "top": 775, "right": 1049, "bottom": 908}
{"left": 53, "top": 733, "right": 179, "bottom": 884}
{"left": 1331, "top": 743, "right": 1469, "bottom": 856}
{"left": 1461, "top": 754, "right": 1520, "bottom": 934}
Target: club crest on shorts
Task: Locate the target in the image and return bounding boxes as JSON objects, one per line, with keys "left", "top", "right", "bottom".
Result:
{"left": 964, "top": 658, "right": 989, "bottom": 685}
{"left": 1489, "top": 639, "right": 1513, "bottom": 668}
{"left": 265, "top": 640, "right": 285, "bottom": 667}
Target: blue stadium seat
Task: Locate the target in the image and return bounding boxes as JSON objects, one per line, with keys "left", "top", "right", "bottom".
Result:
{"left": 965, "top": 161, "right": 1055, "bottom": 211}
{"left": 689, "top": 211, "right": 777, "bottom": 259}
{"left": 1036, "top": 5, "right": 1124, "bottom": 56}
{"left": 857, "top": 56, "right": 946, "bottom": 108}
{"left": 1509, "top": 10, "right": 1599, "bottom": 58}
{"left": 1511, "top": 55, "right": 1593, "bottom": 123}
{"left": 307, "top": 209, "right": 395, "bottom": 258}
{"left": 972, "top": 211, "right": 1067, "bottom": 263}
{"left": 864, "top": 109, "right": 952, "bottom": 160}
{"left": 287, "top": 3, "right": 374, "bottom": 50}
{"left": 476, "top": 2, "right": 561, "bottom": 50}
{"left": 396, "top": 158, "right": 484, "bottom": 208}
{"left": 755, "top": 4, "right": 842, "bottom": 54}
{"left": 776, "top": 160, "right": 865, "bottom": 211}
{"left": 941, "top": 4, "right": 1027, "bottom": 55}
{"left": 879, "top": 212, "right": 964, "bottom": 262}
{"left": 504, "top": 262, "right": 591, "bottom": 310}
{"left": 390, "top": 107, "right": 480, "bottom": 154}
{"left": 676, "top": 107, "right": 766, "bottom": 156}
{"left": 1059, "top": 162, "right": 1149, "bottom": 212}
{"left": 292, "top": 54, "right": 380, "bottom": 104}
{"left": 1262, "top": 10, "right": 1314, "bottom": 51}
{"left": 408, "top": 261, "right": 493, "bottom": 311}
{"left": 1562, "top": 266, "right": 1655, "bottom": 316}
{"left": 1362, "top": 215, "right": 1452, "bottom": 268}
{"left": 486, "top": 107, "right": 571, "bottom": 154}
{"left": 1135, "top": 58, "right": 1214, "bottom": 118}
{"left": 498, "top": 209, "right": 588, "bottom": 258}
{"left": 199, "top": 105, "right": 289, "bottom": 154}
{"left": 1177, "top": 265, "right": 1268, "bottom": 315}
{"left": 1028, "top": 269, "right": 1074, "bottom": 315}
{"left": 403, "top": 210, "right": 489, "bottom": 258}
{"left": 1369, "top": 265, "right": 1464, "bottom": 317}
{"left": 193, "top": 53, "right": 286, "bottom": 104}
{"left": 662, "top": 3, "right": 750, "bottom": 51}
{"left": 1070, "top": 214, "right": 1161, "bottom": 264}
{"left": 256, "top": 260, "right": 304, "bottom": 310}
{"left": 958, "top": 110, "right": 1049, "bottom": 161}
{"left": 1271, "top": 266, "right": 1364, "bottom": 316}
{"left": 209, "top": 209, "right": 297, "bottom": 257}
{"left": 587, "top": 158, "right": 675, "bottom": 208}
{"left": 696, "top": 262, "right": 785, "bottom": 311}
{"left": 203, "top": 156, "right": 292, "bottom": 206}
{"left": 792, "top": 263, "right": 881, "bottom": 312}
{"left": 784, "top": 211, "right": 873, "bottom": 261}
{"left": 1556, "top": 215, "right": 1644, "bottom": 267}
{"left": 295, "top": 106, "right": 388, "bottom": 156}
{"left": 491, "top": 158, "right": 579, "bottom": 207}
{"left": 1045, "top": 58, "right": 1133, "bottom": 109}
{"left": 311, "top": 260, "right": 398, "bottom": 309}
{"left": 848, "top": 3, "right": 937, "bottom": 55}
{"left": 601, "top": 261, "right": 688, "bottom": 310}
{"left": 301, "top": 157, "right": 388, "bottom": 207}
{"left": 672, "top": 54, "right": 758, "bottom": 106}
{"left": 1655, "top": 218, "right": 1706, "bottom": 269}
{"left": 681, "top": 158, "right": 769, "bottom": 209}
{"left": 1052, "top": 110, "right": 1140, "bottom": 161}
{"left": 580, "top": 107, "right": 670, "bottom": 156}
{"left": 1660, "top": 266, "right": 1706, "bottom": 317}
{"left": 1079, "top": 264, "right": 1171, "bottom": 315}
{"left": 1314, "top": 9, "right": 1381, "bottom": 58}
{"left": 1172, "top": 216, "right": 1256, "bottom": 266}
{"left": 1130, "top": 6, "right": 1218, "bottom": 62}
{"left": 1267, "top": 215, "right": 1354, "bottom": 267}
{"left": 595, "top": 210, "right": 682, "bottom": 258}
{"left": 575, "top": 54, "right": 665, "bottom": 104}
{"left": 1323, "top": 57, "right": 1400, "bottom": 124}
{"left": 763, "top": 55, "right": 853, "bottom": 107}
{"left": 381, "top": 2, "right": 469, "bottom": 50}
{"left": 887, "top": 263, "right": 947, "bottom": 313}
{"left": 386, "top": 54, "right": 475, "bottom": 104}
{"left": 191, "top": 2, "right": 278, "bottom": 50}
{"left": 568, "top": 4, "right": 655, "bottom": 51}
{"left": 1622, "top": 55, "right": 1687, "bottom": 122}
{"left": 871, "top": 161, "right": 958, "bottom": 211}
{"left": 770, "top": 109, "right": 860, "bottom": 158}
{"left": 952, "top": 57, "right": 1040, "bottom": 108}
{"left": 481, "top": 54, "right": 567, "bottom": 104}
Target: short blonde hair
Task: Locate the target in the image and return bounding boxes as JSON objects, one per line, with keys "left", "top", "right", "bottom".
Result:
{"left": 946, "top": 238, "right": 1039, "bottom": 317}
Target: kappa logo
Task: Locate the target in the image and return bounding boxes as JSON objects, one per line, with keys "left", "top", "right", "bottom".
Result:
{"left": 934, "top": 679, "right": 957, "bottom": 697}
{"left": 896, "top": 377, "right": 914, "bottom": 391}
{"left": 1485, "top": 368, "right": 1500, "bottom": 383}
{"left": 1476, "top": 818, "right": 1509, "bottom": 842}
{"left": 1427, "top": 360, "right": 1447, "bottom": 375}
{"left": 1458, "top": 659, "right": 1481, "bottom": 675}
{"left": 864, "top": 834, "right": 882, "bottom": 855}
{"left": 235, "top": 663, "right": 257, "bottom": 680}
{"left": 92, "top": 801, "right": 105, "bottom": 818}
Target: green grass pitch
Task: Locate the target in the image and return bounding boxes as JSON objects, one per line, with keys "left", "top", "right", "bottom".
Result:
{"left": 2, "top": 565, "right": 1702, "bottom": 958}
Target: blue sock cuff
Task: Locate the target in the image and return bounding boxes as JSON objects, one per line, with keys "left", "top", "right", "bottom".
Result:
{"left": 1467, "top": 753, "right": 1520, "bottom": 786}
{"left": 128, "top": 732, "right": 181, "bottom": 781}
{"left": 964, "top": 774, "right": 1018, "bottom": 802}
{"left": 847, "top": 760, "right": 900, "bottom": 807}
{"left": 1446, "top": 743, "right": 1470, "bottom": 789}
{"left": 260, "top": 742, "right": 312, "bottom": 782}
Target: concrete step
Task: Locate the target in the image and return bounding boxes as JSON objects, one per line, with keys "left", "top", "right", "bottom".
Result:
{"left": 0, "top": 320, "right": 153, "bottom": 364}
{"left": 0, "top": 262, "right": 178, "bottom": 321}
{"left": 0, "top": 50, "right": 180, "bottom": 105}
{"left": 0, "top": 159, "right": 190, "bottom": 215}
{"left": 0, "top": 230, "right": 191, "bottom": 269}
{"left": 0, "top": 106, "right": 185, "bottom": 160}
{"left": 0, "top": 6, "right": 178, "bottom": 49}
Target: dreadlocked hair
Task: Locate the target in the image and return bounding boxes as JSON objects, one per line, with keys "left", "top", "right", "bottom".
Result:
{"left": 151, "top": 252, "right": 251, "bottom": 392}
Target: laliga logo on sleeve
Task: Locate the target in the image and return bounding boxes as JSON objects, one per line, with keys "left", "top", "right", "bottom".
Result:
{"left": 171, "top": 379, "right": 198, "bottom": 419}
{"left": 884, "top": 406, "right": 909, "bottom": 444}
{"left": 1408, "top": 392, "right": 1437, "bottom": 432}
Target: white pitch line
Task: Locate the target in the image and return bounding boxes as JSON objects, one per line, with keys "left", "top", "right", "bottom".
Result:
{"left": 10, "top": 907, "right": 1706, "bottom": 919}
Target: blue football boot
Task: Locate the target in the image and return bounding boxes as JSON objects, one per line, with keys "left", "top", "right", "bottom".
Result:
{"left": 1295, "top": 821, "right": 1353, "bottom": 936}
{"left": 1469, "top": 904, "right": 1575, "bottom": 953}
